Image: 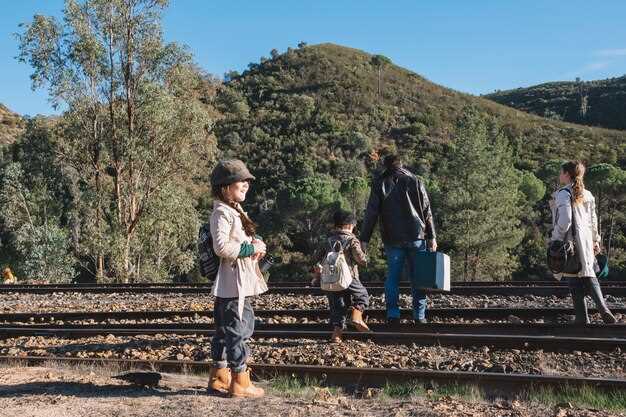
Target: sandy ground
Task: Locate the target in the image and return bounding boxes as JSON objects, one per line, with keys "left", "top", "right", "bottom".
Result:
{"left": 0, "top": 366, "right": 622, "bottom": 417}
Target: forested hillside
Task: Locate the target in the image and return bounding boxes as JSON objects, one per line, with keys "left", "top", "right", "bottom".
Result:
{"left": 0, "top": 104, "right": 24, "bottom": 145}
{"left": 485, "top": 76, "right": 626, "bottom": 132}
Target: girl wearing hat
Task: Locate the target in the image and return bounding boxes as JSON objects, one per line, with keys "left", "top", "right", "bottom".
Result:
{"left": 207, "top": 159, "right": 268, "bottom": 398}
{"left": 550, "top": 161, "right": 616, "bottom": 324}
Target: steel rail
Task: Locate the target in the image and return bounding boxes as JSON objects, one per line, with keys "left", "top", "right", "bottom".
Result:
{"left": 0, "top": 355, "right": 624, "bottom": 391}
{"left": 1, "top": 321, "right": 624, "bottom": 338}
{"left": 1, "top": 307, "right": 624, "bottom": 323}
{"left": 0, "top": 326, "right": 624, "bottom": 351}
{"left": 3, "top": 280, "right": 625, "bottom": 288}
{"left": 2, "top": 285, "right": 626, "bottom": 296}
{"left": 267, "top": 280, "right": 626, "bottom": 288}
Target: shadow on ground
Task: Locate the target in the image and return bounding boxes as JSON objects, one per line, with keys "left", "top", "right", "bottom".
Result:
{"left": 0, "top": 381, "right": 207, "bottom": 399}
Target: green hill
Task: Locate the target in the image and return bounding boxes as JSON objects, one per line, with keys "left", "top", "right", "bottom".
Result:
{"left": 219, "top": 44, "right": 626, "bottom": 171}
{"left": 485, "top": 76, "right": 626, "bottom": 132}
{"left": 0, "top": 104, "right": 24, "bottom": 145}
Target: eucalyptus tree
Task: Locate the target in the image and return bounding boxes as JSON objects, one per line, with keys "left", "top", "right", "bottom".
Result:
{"left": 17, "top": 0, "right": 214, "bottom": 281}
{"left": 370, "top": 54, "right": 392, "bottom": 97}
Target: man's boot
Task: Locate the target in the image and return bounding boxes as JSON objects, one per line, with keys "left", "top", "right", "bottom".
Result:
{"left": 207, "top": 366, "right": 231, "bottom": 394}
{"left": 350, "top": 307, "right": 370, "bottom": 332}
{"left": 331, "top": 327, "right": 343, "bottom": 343}
{"left": 229, "top": 368, "right": 264, "bottom": 398}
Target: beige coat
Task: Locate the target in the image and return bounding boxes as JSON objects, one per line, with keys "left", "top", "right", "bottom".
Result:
{"left": 210, "top": 200, "right": 267, "bottom": 318}
{"left": 550, "top": 185, "right": 600, "bottom": 278}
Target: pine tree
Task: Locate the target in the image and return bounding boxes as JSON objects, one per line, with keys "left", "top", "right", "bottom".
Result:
{"left": 439, "top": 109, "right": 524, "bottom": 281}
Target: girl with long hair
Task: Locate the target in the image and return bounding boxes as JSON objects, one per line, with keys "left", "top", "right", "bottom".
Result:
{"left": 206, "top": 159, "right": 268, "bottom": 398}
{"left": 550, "top": 161, "right": 616, "bottom": 324}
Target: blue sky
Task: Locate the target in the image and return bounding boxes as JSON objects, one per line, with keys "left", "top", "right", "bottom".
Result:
{"left": 2, "top": 0, "right": 626, "bottom": 116}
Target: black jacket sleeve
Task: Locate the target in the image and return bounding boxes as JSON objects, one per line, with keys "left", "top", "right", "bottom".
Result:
{"left": 360, "top": 180, "right": 381, "bottom": 243}
{"left": 417, "top": 179, "right": 436, "bottom": 240}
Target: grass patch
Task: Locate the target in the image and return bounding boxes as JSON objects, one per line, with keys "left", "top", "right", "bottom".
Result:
{"left": 269, "top": 375, "right": 339, "bottom": 398}
{"left": 381, "top": 381, "right": 426, "bottom": 398}
{"left": 435, "top": 383, "right": 484, "bottom": 402}
{"left": 381, "top": 381, "right": 484, "bottom": 402}
{"left": 527, "top": 385, "right": 626, "bottom": 412}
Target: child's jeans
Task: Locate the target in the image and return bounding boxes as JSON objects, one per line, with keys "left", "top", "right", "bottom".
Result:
{"left": 211, "top": 296, "right": 255, "bottom": 372}
{"left": 326, "top": 279, "right": 369, "bottom": 329}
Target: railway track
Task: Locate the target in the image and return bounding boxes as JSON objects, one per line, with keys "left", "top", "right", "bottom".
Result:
{"left": 1, "top": 325, "right": 624, "bottom": 352}
{"left": 270, "top": 280, "right": 626, "bottom": 287}
{"left": 1, "top": 307, "right": 624, "bottom": 323}
{"left": 1, "top": 356, "right": 625, "bottom": 392}
{"left": 1, "top": 321, "right": 624, "bottom": 338}
{"left": 2, "top": 285, "right": 626, "bottom": 296}
{"left": 4, "top": 280, "right": 625, "bottom": 288}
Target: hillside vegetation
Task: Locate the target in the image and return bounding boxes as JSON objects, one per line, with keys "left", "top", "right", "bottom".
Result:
{"left": 485, "top": 76, "right": 626, "bottom": 133}
{"left": 0, "top": 104, "right": 24, "bottom": 145}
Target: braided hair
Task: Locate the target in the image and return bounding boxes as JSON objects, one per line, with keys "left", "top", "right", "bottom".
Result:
{"left": 212, "top": 184, "right": 257, "bottom": 237}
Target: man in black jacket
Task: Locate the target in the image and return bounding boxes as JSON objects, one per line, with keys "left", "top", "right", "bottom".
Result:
{"left": 360, "top": 154, "right": 437, "bottom": 323}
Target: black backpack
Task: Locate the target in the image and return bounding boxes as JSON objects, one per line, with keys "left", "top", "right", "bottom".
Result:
{"left": 198, "top": 223, "right": 219, "bottom": 279}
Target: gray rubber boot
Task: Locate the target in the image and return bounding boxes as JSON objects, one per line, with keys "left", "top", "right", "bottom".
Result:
{"left": 585, "top": 277, "right": 617, "bottom": 324}
{"left": 569, "top": 278, "right": 589, "bottom": 324}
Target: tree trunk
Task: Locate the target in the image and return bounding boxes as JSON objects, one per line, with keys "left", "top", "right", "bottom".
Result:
{"left": 122, "top": 232, "right": 131, "bottom": 283}
{"left": 597, "top": 189, "right": 603, "bottom": 238}
{"left": 92, "top": 114, "right": 105, "bottom": 282}
{"left": 97, "top": 256, "right": 104, "bottom": 282}
{"left": 472, "top": 249, "right": 480, "bottom": 281}
{"left": 123, "top": 1, "right": 137, "bottom": 280}
{"left": 107, "top": 9, "right": 123, "bottom": 226}
{"left": 156, "top": 230, "right": 163, "bottom": 272}
{"left": 607, "top": 203, "right": 615, "bottom": 261}
{"left": 463, "top": 250, "right": 469, "bottom": 281}
{"left": 136, "top": 254, "right": 141, "bottom": 283}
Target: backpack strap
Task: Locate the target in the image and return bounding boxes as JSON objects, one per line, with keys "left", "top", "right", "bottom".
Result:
{"left": 328, "top": 238, "right": 344, "bottom": 253}
{"left": 560, "top": 188, "right": 577, "bottom": 238}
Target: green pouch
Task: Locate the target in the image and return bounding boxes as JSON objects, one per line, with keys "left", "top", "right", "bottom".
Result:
{"left": 596, "top": 254, "right": 609, "bottom": 279}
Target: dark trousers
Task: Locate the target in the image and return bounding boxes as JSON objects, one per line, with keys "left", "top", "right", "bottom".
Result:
{"left": 326, "top": 278, "right": 369, "bottom": 329}
{"left": 211, "top": 296, "right": 255, "bottom": 372}
{"left": 568, "top": 277, "right": 610, "bottom": 323}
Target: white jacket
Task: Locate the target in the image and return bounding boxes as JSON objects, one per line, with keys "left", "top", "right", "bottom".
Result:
{"left": 550, "top": 185, "right": 600, "bottom": 278}
{"left": 210, "top": 200, "right": 267, "bottom": 317}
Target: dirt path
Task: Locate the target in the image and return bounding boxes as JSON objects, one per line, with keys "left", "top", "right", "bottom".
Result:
{"left": 0, "top": 366, "right": 622, "bottom": 417}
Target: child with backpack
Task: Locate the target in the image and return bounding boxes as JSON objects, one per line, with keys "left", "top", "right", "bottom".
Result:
{"left": 312, "top": 209, "right": 370, "bottom": 343}
{"left": 206, "top": 159, "right": 268, "bottom": 398}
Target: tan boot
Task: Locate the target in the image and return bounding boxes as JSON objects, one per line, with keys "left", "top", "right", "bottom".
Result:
{"left": 350, "top": 307, "right": 370, "bottom": 332}
{"left": 207, "top": 366, "right": 231, "bottom": 394}
{"left": 229, "top": 368, "right": 264, "bottom": 398}
{"left": 331, "top": 327, "right": 343, "bottom": 343}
